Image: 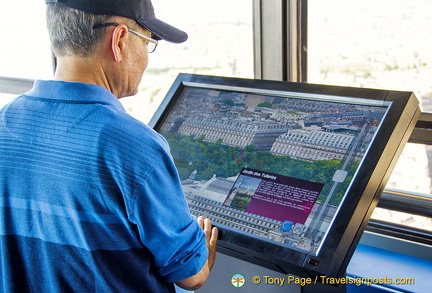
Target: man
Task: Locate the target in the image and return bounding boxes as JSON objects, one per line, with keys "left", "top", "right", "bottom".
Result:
{"left": 0, "top": 0, "right": 217, "bottom": 292}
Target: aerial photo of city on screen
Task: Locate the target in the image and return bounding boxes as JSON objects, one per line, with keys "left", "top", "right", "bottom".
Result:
{"left": 158, "top": 85, "right": 388, "bottom": 254}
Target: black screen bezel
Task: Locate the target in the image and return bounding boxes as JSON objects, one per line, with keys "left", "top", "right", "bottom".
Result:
{"left": 149, "top": 74, "right": 420, "bottom": 278}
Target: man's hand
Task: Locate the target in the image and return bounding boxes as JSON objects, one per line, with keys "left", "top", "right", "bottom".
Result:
{"left": 197, "top": 216, "right": 218, "bottom": 270}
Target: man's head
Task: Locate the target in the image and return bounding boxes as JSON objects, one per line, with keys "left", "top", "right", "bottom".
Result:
{"left": 45, "top": 0, "right": 187, "bottom": 98}
{"left": 45, "top": 0, "right": 187, "bottom": 42}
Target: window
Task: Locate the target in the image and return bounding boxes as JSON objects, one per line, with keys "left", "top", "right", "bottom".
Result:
{"left": 0, "top": 1, "right": 53, "bottom": 107}
{"left": 0, "top": 1, "right": 254, "bottom": 120}
{"left": 308, "top": 0, "right": 432, "bottom": 232}
{"left": 0, "top": 1, "right": 53, "bottom": 80}
{"left": 121, "top": 0, "right": 254, "bottom": 123}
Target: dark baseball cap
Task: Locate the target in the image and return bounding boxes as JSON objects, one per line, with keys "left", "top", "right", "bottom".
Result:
{"left": 45, "top": 0, "right": 188, "bottom": 43}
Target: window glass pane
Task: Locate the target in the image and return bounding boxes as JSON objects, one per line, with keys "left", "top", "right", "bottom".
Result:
{"left": 0, "top": 93, "right": 15, "bottom": 109}
{"left": 387, "top": 143, "right": 432, "bottom": 195}
{"left": 373, "top": 207, "right": 432, "bottom": 232}
{"left": 1, "top": 0, "right": 253, "bottom": 119}
{"left": 308, "top": 0, "right": 432, "bottom": 231}
{"left": 0, "top": 1, "right": 53, "bottom": 80}
{"left": 308, "top": 0, "right": 432, "bottom": 114}
{"left": 121, "top": 0, "right": 254, "bottom": 123}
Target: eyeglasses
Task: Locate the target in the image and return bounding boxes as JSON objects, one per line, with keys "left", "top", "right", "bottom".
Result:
{"left": 93, "top": 23, "right": 159, "bottom": 53}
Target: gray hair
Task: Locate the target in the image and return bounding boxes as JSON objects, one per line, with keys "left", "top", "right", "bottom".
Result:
{"left": 46, "top": 4, "right": 112, "bottom": 57}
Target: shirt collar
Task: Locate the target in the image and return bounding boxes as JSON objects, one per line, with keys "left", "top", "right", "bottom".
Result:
{"left": 25, "top": 80, "right": 126, "bottom": 111}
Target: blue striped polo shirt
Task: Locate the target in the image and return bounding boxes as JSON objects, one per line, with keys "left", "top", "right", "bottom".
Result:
{"left": 0, "top": 80, "right": 207, "bottom": 292}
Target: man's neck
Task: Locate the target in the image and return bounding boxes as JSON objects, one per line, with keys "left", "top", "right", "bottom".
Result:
{"left": 54, "top": 55, "right": 114, "bottom": 94}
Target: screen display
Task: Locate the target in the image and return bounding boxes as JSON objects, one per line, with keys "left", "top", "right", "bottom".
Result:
{"left": 157, "top": 83, "right": 389, "bottom": 255}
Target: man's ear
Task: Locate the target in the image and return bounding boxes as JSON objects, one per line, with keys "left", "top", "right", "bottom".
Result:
{"left": 111, "top": 25, "right": 129, "bottom": 62}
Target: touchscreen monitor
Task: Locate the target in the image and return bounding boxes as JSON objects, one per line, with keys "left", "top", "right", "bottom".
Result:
{"left": 149, "top": 74, "right": 420, "bottom": 278}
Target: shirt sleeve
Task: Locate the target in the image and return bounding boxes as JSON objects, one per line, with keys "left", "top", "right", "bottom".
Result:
{"left": 130, "top": 148, "right": 208, "bottom": 283}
